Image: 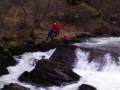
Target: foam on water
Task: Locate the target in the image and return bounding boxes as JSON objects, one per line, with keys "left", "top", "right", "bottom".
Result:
{"left": 27, "top": 48, "right": 120, "bottom": 90}
{"left": 74, "top": 37, "right": 120, "bottom": 47}
{"left": 1, "top": 37, "right": 120, "bottom": 90}
{"left": 0, "top": 49, "right": 56, "bottom": 89}
{"left": 73, "top": 48, "right": 120, "bottom": 90}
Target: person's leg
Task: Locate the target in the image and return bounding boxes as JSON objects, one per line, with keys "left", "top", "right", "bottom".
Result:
{"left": 50, "top": 35, "right": 53, "bottom": 40}
{"left": 55, "top": 31, "right": 59, "bottom": 37}
{"left": 48, "top": 32, "right": 53, "bottom": 40}
{"left": 58, "top": 31, "right": 60, "bottom": 35}
{"left": 54, "top": 31, "right": 57, "bottom": 37}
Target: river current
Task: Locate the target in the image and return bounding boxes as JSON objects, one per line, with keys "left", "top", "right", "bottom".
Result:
{"left": 0, "top": 37, "right": 120, "bottom": 90}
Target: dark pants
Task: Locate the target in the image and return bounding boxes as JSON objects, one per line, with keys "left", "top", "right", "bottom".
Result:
{"left": 47, "top": 35, "right": 53, "bottom": 40}
{"left": 47, "top": 30, "right": 54, "bottom": 40}
{"left": 54, "top": 31, "right": 60, "bottom": 37}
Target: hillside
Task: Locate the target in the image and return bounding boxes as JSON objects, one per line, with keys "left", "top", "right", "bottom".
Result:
{"left": 0, "top": 0, "right": 120, "bottom": 48}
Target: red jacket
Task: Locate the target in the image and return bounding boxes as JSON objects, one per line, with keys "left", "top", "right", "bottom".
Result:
{"left": 53, "top": 22, "right": 61, "bottom": 32}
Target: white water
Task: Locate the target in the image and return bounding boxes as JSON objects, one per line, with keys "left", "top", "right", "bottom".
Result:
{"left": 72, "top": 37, "right": 120, "bottom": 90}
{"left": 0, "top": 49, "right": 56, "bottom": 89}
{"left": 49, "top": 37, "right": 120, "bottom": 90}
{"left": 1, "top": 37, "right": 120, "bottom": 90}
{"left": 74, "top": 37, "right": 120, "bottom": 47}
{"left": 38, "top": 47, "right": 120, "bottom": 90}
{"left": 73, "top": 48, "right": 120, "bottom": 90}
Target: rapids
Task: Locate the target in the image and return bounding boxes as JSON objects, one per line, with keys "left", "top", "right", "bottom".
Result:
{"left": 1, "top": 37, "right": 120, "bottom": 90}
{"left": 0, "top": 49, "right": 56, "bottom": 89}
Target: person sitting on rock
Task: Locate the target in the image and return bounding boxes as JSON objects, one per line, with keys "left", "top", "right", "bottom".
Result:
{"left": 63, "top": 35, "right": 71, "bottom": 44}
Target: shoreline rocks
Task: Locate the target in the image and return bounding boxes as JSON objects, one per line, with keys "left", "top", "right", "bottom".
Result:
{"left": 1, "top": 83, "right": 30, "bottom": 90}
{"left": 78, "top": 84, "right": 97, "bottom": 90}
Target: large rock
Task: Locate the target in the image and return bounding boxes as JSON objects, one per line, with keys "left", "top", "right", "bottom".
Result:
{"left": 50, "top": 45, "right": 77, "bottom": 68}
{"left": 1, "top": 83, "right": 30, "bottom": 90}
{"left": 19, "top": 60, "right": 80, "bottom": 86}
{"left": 78, "top": 84, "right": 97, "bottom": 90}
{"left": 0, "top": 46, "right": 16, "bottom": 76}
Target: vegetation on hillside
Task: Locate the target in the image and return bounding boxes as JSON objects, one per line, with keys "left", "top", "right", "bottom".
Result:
{"left": 0, "top": 0, "right": 120, "bottom": 48}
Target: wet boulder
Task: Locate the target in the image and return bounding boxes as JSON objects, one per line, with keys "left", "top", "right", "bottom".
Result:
{"left": 50, "top": 45, "right": 77, "bottom": 69}
{"left": 19, "top": 60, "right": 80, "bottom": 86}
{"left": 0, "top": 46, "right": 16, "bottom": 76}
{"left": 1, "top": 83, "right": 30, "bottom": 90}
{"left": 78, "top": 84, "right": 97, "bottom": 90}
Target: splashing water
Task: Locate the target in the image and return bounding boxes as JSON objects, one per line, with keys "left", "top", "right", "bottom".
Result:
{"left": 1, "top": 37, "right": 120, "bottom": 90}
{"left": 0, "top": 49, "right": 56, "bottom": 89}
{"left": 36, "top": 47, "right": 120, "bottom": 90}
{"left": 74, "top": 37, "right": 120, "bottom": 47}
{"left": 73, "top": 48, "right": 120, "bottom": 90}
{"left": 46, "top": 37, "right": 120, "bottom": 90}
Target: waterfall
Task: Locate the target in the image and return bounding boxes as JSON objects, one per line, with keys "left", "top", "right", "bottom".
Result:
{"left": 35, "top": 47, "right": 120, "bottom": 90}
{"left": 73, "top": 48, "right": 120, "bottom": 90}
{"left": 72, "top": 37, "right": 120, "bottom": 90}
{"left": 1, "top": 37, "right": 120, "bottom": 90}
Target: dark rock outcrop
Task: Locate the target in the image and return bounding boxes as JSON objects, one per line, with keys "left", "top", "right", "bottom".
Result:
{"left": 9, "top": 39, "right": 63, "bottom": 55}
{"left": 78, "top": 84, "right": 97, "bottom": 90}
{"left": 0, "top": 46, "right": 16, "bottom": 76}
{"left": 19, "top": 60, "right": 80, "bottom": 86}
{"left": 1, "top": 83, "right": 30, "bottom": 90}
{"left": 50, "top": 45, "right": 77, "bottom": 69}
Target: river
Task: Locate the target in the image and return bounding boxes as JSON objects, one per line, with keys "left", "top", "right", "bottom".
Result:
{"left": 0, "top": 37, "right": 120, "bottom": 90}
